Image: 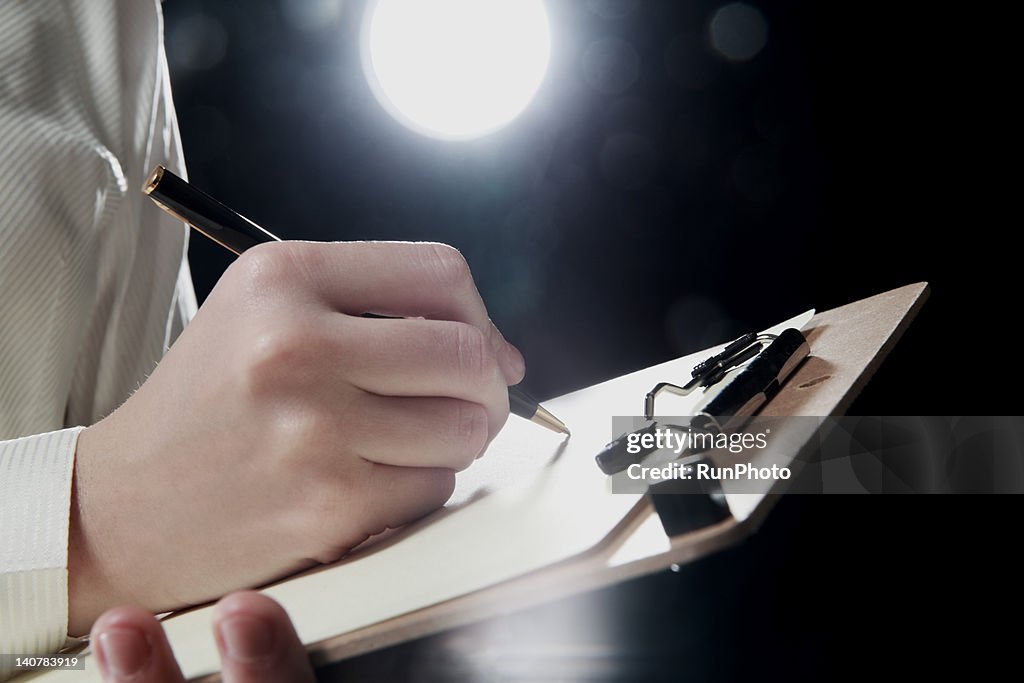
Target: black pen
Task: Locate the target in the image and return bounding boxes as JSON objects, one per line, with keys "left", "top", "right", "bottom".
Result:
{"left": 143, "top": 164, "right": 570, "bottom": 436}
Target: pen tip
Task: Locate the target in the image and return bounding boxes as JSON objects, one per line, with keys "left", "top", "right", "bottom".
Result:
{"left": 532, "top": 405, "right": 571, "bottom": 436}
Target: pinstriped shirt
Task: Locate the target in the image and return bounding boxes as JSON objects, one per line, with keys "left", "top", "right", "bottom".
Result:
{"left": 0, "top": 0, "right": 196, "bottom": 671}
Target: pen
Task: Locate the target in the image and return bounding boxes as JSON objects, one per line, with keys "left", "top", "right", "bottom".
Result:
{"left": 143, "top": 164, "right": 570, "bottom": 436}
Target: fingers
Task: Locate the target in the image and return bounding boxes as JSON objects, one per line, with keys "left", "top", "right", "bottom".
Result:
{"left": 329, "top": 316, "right": 510, "bottom": 440}
{"left": 213, "top": 592, "right": 315, "bottom": 683}
{"left": 91, "top": 607, "right": 185, "bottom": 683}
{"left": 490, "top": 320, "right": 526, "bottom": 386}
{"left": 92, "top": 594, "right": 315, "bottom": 683}
{"left": 363, "top": 464, "right": 457, "bottom": 531}
{"left": 342, "top": 394, "right": 489, "bottom": 470}
{"left": 248, "top": 241, "right": 525, "bottom": 384}
{"left": 297, "top": 461, "right": 456, "bottom": 559}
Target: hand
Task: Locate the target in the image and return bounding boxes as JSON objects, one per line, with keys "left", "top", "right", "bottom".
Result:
{"left": 69, "top": 242, "right": 525, "bottom": 635}
{"left": 91, "top": 591, "right": 314, "bottom": 682}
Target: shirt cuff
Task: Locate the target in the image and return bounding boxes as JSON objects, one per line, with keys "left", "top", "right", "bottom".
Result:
{"left": 0, "top": 427, "right": 82, "bottom": 676}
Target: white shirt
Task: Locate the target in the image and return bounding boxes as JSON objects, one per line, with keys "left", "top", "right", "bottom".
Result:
{"left": 0, "top": 1, "right": 195, "bottom": 675}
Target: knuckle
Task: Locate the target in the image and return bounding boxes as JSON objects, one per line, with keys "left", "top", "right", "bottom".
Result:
{"left": 243, "top": 323, "right": 323, "bottom": 397}
{"left": 452, "top": 402, "right": 488, "bottom": 469}
{"left": 422, "top": 243, "right": 472, "bottom": 290}
{"left": 230, "top": 242, "right": 300, "bottom": 292}
{"left": 451, "top": 323, "right": 494, "bottom": 383}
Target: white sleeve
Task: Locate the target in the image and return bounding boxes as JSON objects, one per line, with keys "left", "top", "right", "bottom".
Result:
{"left": 0, "top": 427, "right": 82, "bottom": 680}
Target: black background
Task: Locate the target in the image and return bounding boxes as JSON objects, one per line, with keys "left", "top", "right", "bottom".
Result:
{"left": 163, "top": 1, "right": 1015, "bottom": 679}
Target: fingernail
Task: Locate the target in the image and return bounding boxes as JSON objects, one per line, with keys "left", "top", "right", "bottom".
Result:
{"left": 96, "top": 627, "right": 150, "bottom": 678}
{"left": 502, "top": 343, "right": 526, "bottom": 383}
{"left": 219, "top": 614, "right": 276, "bottom": 663}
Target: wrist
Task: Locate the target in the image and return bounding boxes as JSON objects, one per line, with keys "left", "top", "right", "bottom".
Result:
{"left": 66, "top": 424, "right": 120, "bottom": 636}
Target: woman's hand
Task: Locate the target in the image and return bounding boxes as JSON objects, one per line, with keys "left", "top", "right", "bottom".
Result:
{"left": 69, "top": 241, "right": 525, "bottom": 635}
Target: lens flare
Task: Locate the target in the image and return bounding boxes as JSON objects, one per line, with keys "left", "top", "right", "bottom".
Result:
{"left": 361, "top": 0, "right": 551, "bottom": 140}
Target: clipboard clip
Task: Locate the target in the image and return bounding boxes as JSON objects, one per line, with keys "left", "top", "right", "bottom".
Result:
{"left": 643, "top": 332, "right": 778, "bottom": 420}
{"left": 594, "top": 328, "right": 810, "bottom": 476}
{"left": 594, "top": 327, "right": 810, "bottom": 538}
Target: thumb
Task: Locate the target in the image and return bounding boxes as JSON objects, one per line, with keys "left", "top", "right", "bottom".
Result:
{"left": 91, "top": 606, "right": 186, "bottom": 683}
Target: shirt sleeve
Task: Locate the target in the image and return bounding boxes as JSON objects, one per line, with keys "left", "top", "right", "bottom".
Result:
{"left": 0, "top": 427, "right": 81, "bottom": 680}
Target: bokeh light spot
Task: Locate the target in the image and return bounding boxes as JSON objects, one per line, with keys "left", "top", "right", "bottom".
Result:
{"left": 361, "top": 0, "right": 551, "bottom": 141}
{"left": 709, "top": 3, "right": 768, "bottom": 62}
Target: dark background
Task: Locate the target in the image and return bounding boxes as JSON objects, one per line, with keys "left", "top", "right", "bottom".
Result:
{"left": 163, "top": 1, "right": 1015, "bottom": 679}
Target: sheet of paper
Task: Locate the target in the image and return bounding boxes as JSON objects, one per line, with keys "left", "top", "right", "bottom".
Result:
{"left": 29, "top": 311, "right": 812, "bottom": 682}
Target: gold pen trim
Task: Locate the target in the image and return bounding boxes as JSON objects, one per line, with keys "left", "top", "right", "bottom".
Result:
{"left": 143, "top": 165, "right": 165, "bottom": 195}
{"left": 531, "top": 405, "right": 571, "bottom": 436}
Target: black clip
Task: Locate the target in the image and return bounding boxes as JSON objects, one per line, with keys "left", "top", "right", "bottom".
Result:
{"left": 595, "top": 328, "right": 810, "bottom": 476}
{"left": 643, "top": 332, "right": 776, "bottom": 420}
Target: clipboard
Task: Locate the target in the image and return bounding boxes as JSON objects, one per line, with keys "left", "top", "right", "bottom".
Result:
{"left": 24, "top": 282, "right": 928, "bottom": 682}
{"left": 300, "top": 281, "right": 930, "bottom": 669}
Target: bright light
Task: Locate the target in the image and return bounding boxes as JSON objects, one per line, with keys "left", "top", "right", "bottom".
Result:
{"left": 361, "top": 0, "right": 551, "bottom": 141}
